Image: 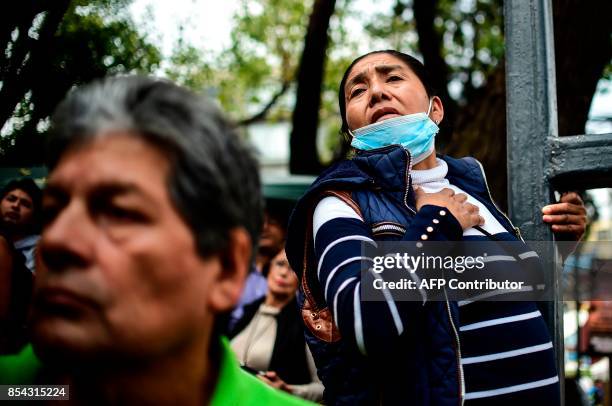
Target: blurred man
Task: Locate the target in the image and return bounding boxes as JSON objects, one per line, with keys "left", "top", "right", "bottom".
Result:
{"left": 229, "top": 199, "right": 293, "bottom": 329}
{"left": 0, "top": 178, "right": 42, "bottom": 273}
{"left": 0, "top": 77, "right": 310, "bottom": 405}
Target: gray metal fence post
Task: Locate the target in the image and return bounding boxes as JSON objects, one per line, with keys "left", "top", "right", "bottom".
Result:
{"left": 505, "top": 0, "right": 612, "bottom": 403}
{"left": 504, "top": 0, "right": 563, "bottom": 399}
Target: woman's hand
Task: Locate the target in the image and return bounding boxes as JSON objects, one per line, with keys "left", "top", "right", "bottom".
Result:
{"left": 542, "top": 192, "right": 587, "bottom": 241}
{"left": 258, "top": 371, "right": 294, "bottom": 394}
{"left": 414, "top": 186, "right": 484, "bottom": 231}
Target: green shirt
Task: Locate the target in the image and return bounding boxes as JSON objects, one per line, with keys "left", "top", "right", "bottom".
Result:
{"left": 0, "top": 338, "right": 314, "bottom": 405}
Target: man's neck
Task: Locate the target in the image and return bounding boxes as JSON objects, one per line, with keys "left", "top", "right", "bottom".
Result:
{"left": 255, "top": 253, "right": 271, "bottom": 272}
{"left": 0, "top": 225, "right": 26, "bottom": 243}
{"left": 66, "top": 334, "right": 218, "bottom": 405}
{"left": 9, "top": 233, "right": 28, "bottom": 244}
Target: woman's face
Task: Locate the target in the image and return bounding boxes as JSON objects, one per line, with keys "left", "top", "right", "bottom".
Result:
{"left": 343, "top": 53, "right": 442, "bottom": 131}
{"left": 267, "top": 249, "right": 298, "bottom": 298}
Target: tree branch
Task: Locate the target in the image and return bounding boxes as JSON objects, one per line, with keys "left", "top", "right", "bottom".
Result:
{"left": 413, "top": 0, "right": 456, "bottom": 147}
{"left": 289, "top": 0, "right": 336, "bottom": 174}
{"left": 236, "top": 80, "right": 291, "bottom": 126}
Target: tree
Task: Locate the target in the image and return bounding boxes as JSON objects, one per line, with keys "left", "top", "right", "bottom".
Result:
{"left": 286, "top": 0, "right": 611, "bottom": 208}
{"left": 0, "top": 0, "right": 161, "bottom": 166}
{"left": 289, "top": 0, "right": 336, "bottom": 174}
{"left": 164, "top": 0, "right": 354, "bottom": 167}
{"left": 431, "top": 0, "right": 612, "bottom": 207}
{"left": 165, "top": 0, "right": 315, "bottom": 127}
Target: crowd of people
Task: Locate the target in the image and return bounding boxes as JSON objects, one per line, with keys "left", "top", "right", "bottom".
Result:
{"left": 0, "top": 49, "right": 588, "bottom": 405}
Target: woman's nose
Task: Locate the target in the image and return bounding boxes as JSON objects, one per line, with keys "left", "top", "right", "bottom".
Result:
{"left": 369, "top": 79, "right": 389, "bottom": 107}
{"left": 276, "top": 265, "right": 289, "bottom": 277}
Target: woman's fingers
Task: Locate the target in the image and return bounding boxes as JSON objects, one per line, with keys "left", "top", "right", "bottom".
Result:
{"left": 560, "top": 191, "right": 584, "bottom": 206}
{"left": 542, "top": 201, "right": 586, "bottom": 216}
{"left": 551, "top": 223, "right": 585, "bottom": 234}
{"left": 542, "top": 213, "right": 586, "bottom": 225}
{"left": 440, "top": 188, "right": 455, "bottom": 197}
{"left": 453, "top": 193, "right": 468, "bottom": 203}
{"left": 465, "top": 203, "right": 479, "bottom": 213}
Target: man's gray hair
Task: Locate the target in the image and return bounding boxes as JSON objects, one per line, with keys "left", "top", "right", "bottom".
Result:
{"left": 47, "top": 76, "right": 263, "bottom": 257}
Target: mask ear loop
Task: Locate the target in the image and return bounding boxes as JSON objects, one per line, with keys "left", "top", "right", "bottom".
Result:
{"left": 426, "top": 98, "right": 440, "bottom": 125}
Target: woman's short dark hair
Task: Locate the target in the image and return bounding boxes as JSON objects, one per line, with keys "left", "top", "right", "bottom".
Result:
{"left": 338, "top": 50, "right": 436, "bottom": 135}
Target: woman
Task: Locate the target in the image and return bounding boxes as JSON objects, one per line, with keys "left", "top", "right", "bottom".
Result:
{"left": 229, "top": 248, "right": 324, "bottom": 402}
{"left": 286, "top": 50, "right": 585, "bottom": 405}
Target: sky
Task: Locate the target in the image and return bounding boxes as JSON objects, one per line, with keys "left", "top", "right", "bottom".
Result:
{"left": 130, "top": 0, "right": 238, "bottom": 56}
{"left": 129, "top": 0, "right": 611, "bottom": 220}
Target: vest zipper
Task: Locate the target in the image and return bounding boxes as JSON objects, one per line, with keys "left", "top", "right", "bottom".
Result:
{"left": 403, "top": 149, "right": 464, "bottom": 403}
{"left": 444, "top": 289, "right": 465, "bottom": 405}
{"left": 402, "top": 149, "right": 417, "bottom": 215}
{"left": 474, "top": 160, "right": 524, "bottom": 241}
{"left": 372, "top": 223, "right": 407, "bottom": 234}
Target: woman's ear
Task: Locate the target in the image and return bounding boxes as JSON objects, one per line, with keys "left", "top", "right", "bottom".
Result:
{"left": 431, "top": 95, "right": 444, "bottom": 125}
{"left": 208, "top": 227, "right": 252, "bottom": 313}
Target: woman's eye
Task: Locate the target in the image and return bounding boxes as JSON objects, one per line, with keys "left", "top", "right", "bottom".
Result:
{"left": 387, "top": 75, "right": 402, "bottom": 82}
{"left": 350, "top": 88, "right": 365, "bottom": 98}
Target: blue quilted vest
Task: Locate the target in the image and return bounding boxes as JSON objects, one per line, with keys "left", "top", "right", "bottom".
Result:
{"left": 286, "top": 145, "right": 521, "bottom": 405}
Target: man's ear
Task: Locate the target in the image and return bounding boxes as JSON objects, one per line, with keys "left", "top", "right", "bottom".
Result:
{"left": 208, "top": 227, "right": 252, "bottom": 313}
{"left": 431, "top": 95, "right": 444, "bottom": 125}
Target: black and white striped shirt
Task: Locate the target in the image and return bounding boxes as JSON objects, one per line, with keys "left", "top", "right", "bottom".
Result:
{"left": 312, "top": 193, "right": 559, "bottom": 404}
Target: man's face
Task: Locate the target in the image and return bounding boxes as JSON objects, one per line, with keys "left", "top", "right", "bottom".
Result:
{"left": 1, "top": 188, "right": 34, "bottom": 228}
{"left": 32, "top": 134, "right": 224, "bottom": 361}
{"left": 259, "top": 211, "right": 285, "bottom": 254}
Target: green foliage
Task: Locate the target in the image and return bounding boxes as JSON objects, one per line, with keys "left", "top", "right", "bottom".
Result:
{"left": 1, "top": 0, "right": 161, "bottom": 163}
{"left": 57, "top": 7, "right": 161, "bottom": 77}
{"left": 362, "top": 3, "right": 419, "bottom": 52}
{"left": 165, "top": 0, "right": 315, "bottom": 123}
{"left": 165, "top": 32, "right": 216, "bottom": 92}
{"left": 360, "top": 0, "right": 504, "bottom": 102}
{"left": 440, "top": 0, "right": 504, "bottom": 99}
{"left": 164, "top": 0, "right": 360, "bottom": 130}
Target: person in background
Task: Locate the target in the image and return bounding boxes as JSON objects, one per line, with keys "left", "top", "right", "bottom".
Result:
{"left": 0, "top": 236, "right": 12, "bottom": 320}
{"left": 0, "top": 178, "right": 42, "bottom": 273}
{"left": 0, "top": 232, "right": 32, "bottom": 354}
{"left": 230, "top": 247, "right": 324, "bottom": 402}
{"left": 0, "top": 179, "right": 37, "bottom": 353}
{"left": 229, "top": 199, "right": 293, "bottom": 330}
{"left": 0, "top": 76, "right": 311, "bottom": 405}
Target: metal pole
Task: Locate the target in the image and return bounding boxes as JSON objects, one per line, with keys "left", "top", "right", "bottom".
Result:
{"left": 504, "top": 0, "right": 564, "bottom": 401}
{"left": 574, "top": 250, "right": 582, "bottom": 380}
